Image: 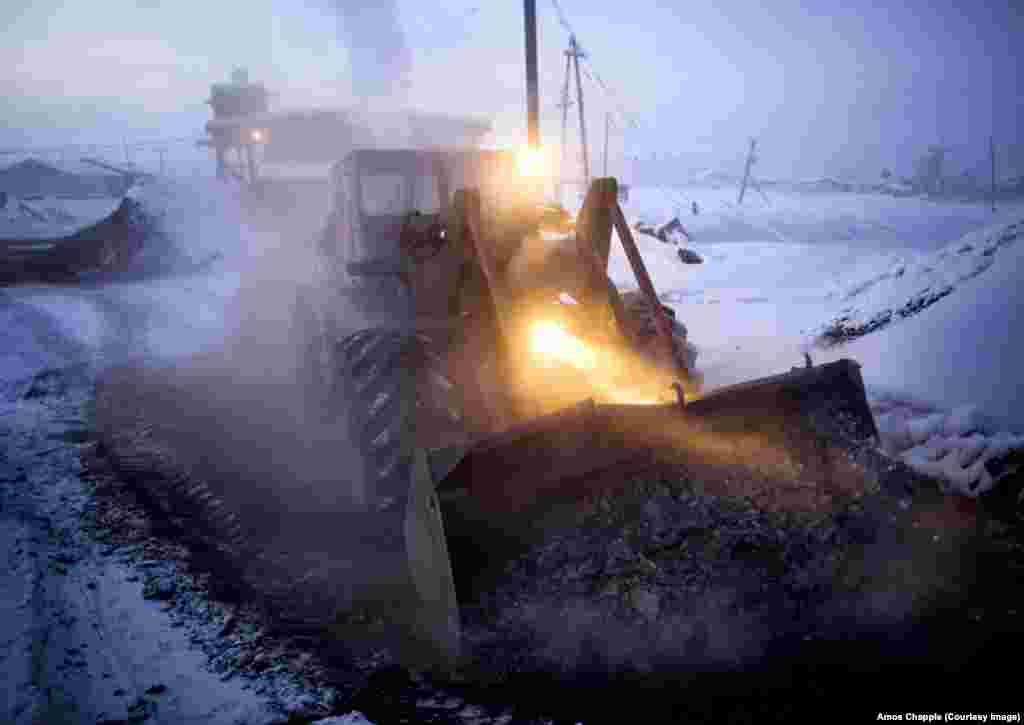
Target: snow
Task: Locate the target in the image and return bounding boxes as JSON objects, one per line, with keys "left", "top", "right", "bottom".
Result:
{"left": 312, "top": 714, "right": 377, "bottom": 725}
{"left": 818, "top": 224, "right": 1023, "bottom": 433}
{"left": 817, "top": 218, "right": 1022, "bottom": 338}
{"left": 604, "top": 184, "right": 1024, "bottom": 496}
{"left": 0, "top": 194, "right": 122, "bottom": 240}
{"left": 3, "top": 290, "right": 108, "bottom": 349}
{"left": 0, "top": 300, "right": 289, "bottom": 725}
{"left": 609, "top": 185, "right": 1024, "bottom": 249}
{"left": 0, "top": 156, "right": 125, "bottom": 179}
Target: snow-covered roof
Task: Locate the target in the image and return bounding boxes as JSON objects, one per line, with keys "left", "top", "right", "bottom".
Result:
{"left": 0, "top": 157, "right": 124, "bottom": 178}
{"left": 0, "top": 158, "right": 131, "bottom": 199}
{"left": 0, "top": 194, "right": 122, "bottom": 240}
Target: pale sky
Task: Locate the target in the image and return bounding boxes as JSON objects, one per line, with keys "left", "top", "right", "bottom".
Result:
{"left": 2, "top": 0, "right": 1021, "bottom": 179}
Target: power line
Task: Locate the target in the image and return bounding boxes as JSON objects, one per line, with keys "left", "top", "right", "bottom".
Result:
{"left": 545, "top": 0, "right": 637, "bottom": 131}
{"left": 578, "top": 63, "right": 636, "bottom": 130}
{"left": 548, "top": 0, "right": 577, "bottom": 44}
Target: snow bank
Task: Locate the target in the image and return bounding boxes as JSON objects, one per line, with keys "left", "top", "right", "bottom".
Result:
{"left": 818, "top": 219, "right": 1022, "bottom": 343}
{"left": 818, "top": 218, "right": 1024, "bottom": 436}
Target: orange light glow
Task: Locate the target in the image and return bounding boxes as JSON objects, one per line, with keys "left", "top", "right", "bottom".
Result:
{"left": 526, "top": 319, "right": 679, "bottom": 406}
{"left": 529, "top": 320, "right": 597, "bottom": 370}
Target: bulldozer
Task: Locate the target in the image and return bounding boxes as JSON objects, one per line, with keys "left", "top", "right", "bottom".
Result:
{"left": 282, "top": 146, "right": 879, "bottom": 670}
{"left": 91, "top": 143, "right": 879, "bottom": 676}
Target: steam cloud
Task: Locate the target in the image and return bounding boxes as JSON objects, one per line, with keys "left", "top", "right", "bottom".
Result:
{"left": 331, "top": 1, "right": 413, "bottom": 108}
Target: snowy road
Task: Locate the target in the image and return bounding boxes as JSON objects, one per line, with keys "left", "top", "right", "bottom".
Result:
{"left": 0, "top": 290, "right": 276, "bottom": 723}
{"left": 0, "top": 287, "right": 326, "bottom": 725}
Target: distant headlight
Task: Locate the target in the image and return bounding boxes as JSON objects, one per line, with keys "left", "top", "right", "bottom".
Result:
{"left": 249, "top": 128, "right": 267, "bottom": 143}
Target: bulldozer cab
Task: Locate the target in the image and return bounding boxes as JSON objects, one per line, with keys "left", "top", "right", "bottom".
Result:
{"left": 328, "top": 148, "right": 534, "bottom": 270}
{"left": 327, "top": 147, "right": 557, "bottom": 330}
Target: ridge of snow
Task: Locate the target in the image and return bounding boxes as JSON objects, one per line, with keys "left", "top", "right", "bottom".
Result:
{"left": 817, "top": 219, "right": 1022, "bottom": 342}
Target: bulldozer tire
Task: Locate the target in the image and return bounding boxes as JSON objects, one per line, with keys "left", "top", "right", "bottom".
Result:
{"left": 334, "top": 328, "right": 461, "bottom": 670}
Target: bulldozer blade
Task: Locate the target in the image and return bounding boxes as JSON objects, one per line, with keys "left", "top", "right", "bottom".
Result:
{"left": 402, "top": 446, "right": 461, "bottom": 670}
{"left": 436, "top": 358, "right": 879, "bottom": 601}
{"left": 685, "top": 357, "right": 878, "bottom": 442}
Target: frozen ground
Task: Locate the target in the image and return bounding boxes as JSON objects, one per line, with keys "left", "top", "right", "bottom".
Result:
{"left": 615, "top": 184, "right": 1024, "bottom": 249}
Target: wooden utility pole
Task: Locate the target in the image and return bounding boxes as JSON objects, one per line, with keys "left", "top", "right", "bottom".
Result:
{"left": 557, "top": 51, "right": 572, "bottom": 201}
{"left": 603, "top": 112, "right": 611, "bottom": 177}
{"left": 568, "top": 35, "right": 589, "bottom": 186}
{"left": 523, "top": 0, "right": 539, "bottom": 147}
{"left": 990, "top": 135, "right": 997, "bottom": 212}
{"left": 738, "top": 137, "right": 757, "bottom": 205}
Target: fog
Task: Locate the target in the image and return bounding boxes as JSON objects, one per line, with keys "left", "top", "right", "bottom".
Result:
{"left": 330, "top": 0, "right": 412, "bottom": 108}
{"left": 2, "top": 0, "right": 1021, "bottom": 181}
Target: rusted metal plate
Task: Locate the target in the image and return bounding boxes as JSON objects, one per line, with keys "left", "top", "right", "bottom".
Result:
{"left": 439, "top": 360, "right": 878, "bottom": 519}
{"left": 685, "top": 358, "right": 879, "bottom": 443}
{"left": 437, "top": 399, "right": 678, "bottom": 515}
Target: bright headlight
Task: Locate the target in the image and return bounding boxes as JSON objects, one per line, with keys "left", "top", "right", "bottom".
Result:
{"left": 516, "top": 145, "right": 549, "bottom": 178}
{"left": 529, "top": 320, "right": 597, "bottom": 371}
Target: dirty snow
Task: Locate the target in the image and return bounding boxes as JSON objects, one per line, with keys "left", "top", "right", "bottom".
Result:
{"left": 0, "top": 299, "right": 288, "bottom": 724}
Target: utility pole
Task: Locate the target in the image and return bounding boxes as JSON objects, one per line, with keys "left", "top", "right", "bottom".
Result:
{"left": 738, "top": 137, "right": 757, "bottom": 205}
{"left": 602, "top": 112, "right": 611, "bottom": 177}
{"left": 568, "top": 35, "right": 589, "bottom": 185}
{"left": 557, "top": 50, "right": 572, "bottom": 201}
{"left": 990, "top": 135, "right": 997, "bottom": 212}
{"left": 244, "top": 144, "right": 257, "bottom": 184}
{"left": 523, "top": 0, "right": 539, "bottom": 148}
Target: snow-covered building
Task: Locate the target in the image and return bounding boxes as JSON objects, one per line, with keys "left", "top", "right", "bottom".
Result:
{"left": 0, "top": 158, "right": 129, "bottom": 199}
{"left": 200, "top": 72, "right": 491, "bottom": 184}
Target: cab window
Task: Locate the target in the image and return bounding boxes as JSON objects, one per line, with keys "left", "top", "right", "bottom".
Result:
{"left": 361, "top": 173, "right": 407, "bottom": 215}
{"left": 360, "top": 173, "right": 441, "bottom": 216}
